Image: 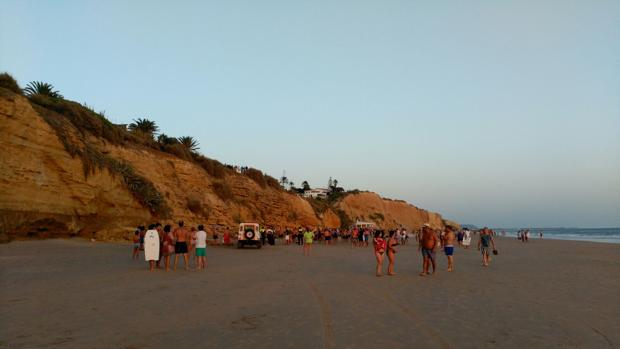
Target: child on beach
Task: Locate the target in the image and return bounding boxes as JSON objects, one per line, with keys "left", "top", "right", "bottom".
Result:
{"left": 373, "top": 231, "right": 386, "bottom": 276}
{"left": 387, "top": 230, "right": 398, "bottom": 276}
{"left": 443, "top": 226, "right": 456, "bottom": 272}
{"left": 195, "top": 225, "right": 207, "bottom": 270}
{"left": 132, "top": 230, "right": 140, "bottom": 259}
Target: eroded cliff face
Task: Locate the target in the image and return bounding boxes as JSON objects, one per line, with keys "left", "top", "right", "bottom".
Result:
{"left": 336, "top": 192, "right": 446, "bottom": 230}
{"left": 0, "top": 89, "right": 453, "bottom": 241}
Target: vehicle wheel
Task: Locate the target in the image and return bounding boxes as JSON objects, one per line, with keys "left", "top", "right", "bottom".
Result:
{"left": 237, "top": 241, "right": 243, "bottom": 249}
{"left": 245, "top": 231, "right": 255, "bottom": 240}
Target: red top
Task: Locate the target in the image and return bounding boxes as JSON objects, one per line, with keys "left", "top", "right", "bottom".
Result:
{"left": 373, "top": 238, "right": 386, "bottom": 253}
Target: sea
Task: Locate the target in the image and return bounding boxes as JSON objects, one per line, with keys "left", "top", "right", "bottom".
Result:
{"left": 494, "top": 227, "right": 620, "bottom": 244}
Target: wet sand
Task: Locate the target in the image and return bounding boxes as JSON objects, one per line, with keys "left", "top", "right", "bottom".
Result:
{"left": 1, "top": 237, "right": 619, "bottom": 348}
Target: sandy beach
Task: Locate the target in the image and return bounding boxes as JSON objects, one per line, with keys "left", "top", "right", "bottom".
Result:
{"left": 1, "top": 237, "right": 619, "bottom": 349}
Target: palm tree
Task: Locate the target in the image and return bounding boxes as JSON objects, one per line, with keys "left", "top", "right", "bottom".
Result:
{"left": 128, "top": 118, "right": 159, "bottom": 138}
{"left": 178, "top": 136, "right": 200, "bottom": 152}
{"left": 23, "top": 81, "right": 63, "bottom": 99}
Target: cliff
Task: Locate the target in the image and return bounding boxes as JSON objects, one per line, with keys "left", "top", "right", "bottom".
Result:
{"left": 0, "top": 87, "right": 454, "bottom": 242}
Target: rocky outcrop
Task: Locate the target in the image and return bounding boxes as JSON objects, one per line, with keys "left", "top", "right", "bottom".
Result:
{"left": 0, "top": 88, "right": 455, "bottom": 241}
{"left": 336, "top": 192, "right": 448, "bottom": 230}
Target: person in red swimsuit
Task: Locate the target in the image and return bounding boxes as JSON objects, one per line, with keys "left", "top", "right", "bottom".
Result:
{"left": 373, "top": 231, "right": 386, "bottom": 277}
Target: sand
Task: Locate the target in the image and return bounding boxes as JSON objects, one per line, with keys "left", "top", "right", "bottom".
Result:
{"left": 1, "top": 237, "right": 619, "bottom": 349}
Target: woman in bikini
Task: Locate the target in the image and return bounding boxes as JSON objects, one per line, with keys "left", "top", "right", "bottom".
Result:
{"left": 162, "top": 224, "right": 175, "bottom": 271}
{"left": 373, "top": 231, "right": 386, "bottom": 277}
{"left": 387, "top": 230, "right": 399, "bottom": 276}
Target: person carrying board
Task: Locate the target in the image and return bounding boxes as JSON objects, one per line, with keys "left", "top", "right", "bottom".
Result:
{"left": 144, "top": 224, "right": 160, "bottom": 272}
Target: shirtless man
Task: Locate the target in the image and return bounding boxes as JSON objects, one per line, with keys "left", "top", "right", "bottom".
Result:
{"left": 173, "top": 221, "right": 190, "bottom": 271}
{"left": 443, "top": 226, "right": 456, "bottom": 272}
{"left": 419, "top": 224, "right": 438, "bottom": 276}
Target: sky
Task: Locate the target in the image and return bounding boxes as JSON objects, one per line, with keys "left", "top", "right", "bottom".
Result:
{"left": 1, "top": 0, "right": 619, "bottom": 228}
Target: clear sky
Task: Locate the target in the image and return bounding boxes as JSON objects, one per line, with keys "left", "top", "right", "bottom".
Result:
{"left": 2, "top": 1, "right": 619, "bottom": 228}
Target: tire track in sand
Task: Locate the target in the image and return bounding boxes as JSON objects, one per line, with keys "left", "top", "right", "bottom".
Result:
{"left": 308, "top": 283, "right": 335, "bottom": 349}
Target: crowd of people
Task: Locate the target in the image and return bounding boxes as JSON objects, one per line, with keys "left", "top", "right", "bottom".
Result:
{"left": 132, "top": 221, "right": 499, "bottom": 275}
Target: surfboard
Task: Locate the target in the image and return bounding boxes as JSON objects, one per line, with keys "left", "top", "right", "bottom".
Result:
{"left": 144, "top": 229, "right": 160, "bottom": 261}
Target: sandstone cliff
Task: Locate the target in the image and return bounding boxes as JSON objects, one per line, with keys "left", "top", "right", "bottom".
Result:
{"left": 0, "top": 87, "right": 454, "bottom": 242}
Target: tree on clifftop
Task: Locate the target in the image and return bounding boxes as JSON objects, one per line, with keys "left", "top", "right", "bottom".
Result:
{"left": 23, "top": 81, "right": 63, "bottom": 99}
{"left": 302, "top": 181, "right": 311, "bottom": 191}
{"left": 128, "top": 118, "right": 159, "bottom": 139}
{"left": 178, "top": 136, "right": 200, "bottom": 152}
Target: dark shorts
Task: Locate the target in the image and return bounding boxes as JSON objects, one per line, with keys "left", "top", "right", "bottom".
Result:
{"left": 175, "top": 242, "right": 188, "bottom": 254}
{"left": 422, "top": 248, "right": 435, "bottom": 260}
{"left": 325, "top": 236, "right": 332, "bottom": 241}
{"left": 444, "top": 246, "right": 454, "bottom": 256}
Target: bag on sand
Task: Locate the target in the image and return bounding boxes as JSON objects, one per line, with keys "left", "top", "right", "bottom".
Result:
{"left": 492, "top": 249, "right": 498, "bottom": 255}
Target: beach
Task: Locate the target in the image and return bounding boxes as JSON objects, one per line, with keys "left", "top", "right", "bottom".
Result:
{"left": 1, "top": 237, "right": 619, "bottom": 349}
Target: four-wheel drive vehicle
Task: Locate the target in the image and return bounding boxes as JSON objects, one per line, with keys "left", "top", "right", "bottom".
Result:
{"left": 237, "top": 223, "right": 262, "bottom": 249}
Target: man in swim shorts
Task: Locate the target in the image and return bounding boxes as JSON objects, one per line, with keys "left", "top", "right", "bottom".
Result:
{"left": 173, "top": 221, "right": 190, "bottom": 271}
{"left": 419, "top": 224, "right": 438, "bottom": 276}
{"left": 443, "top": 226, "right": 456, "bottom": 272}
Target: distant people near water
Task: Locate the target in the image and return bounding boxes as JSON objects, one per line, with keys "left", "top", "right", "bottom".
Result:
{"left": 478, "top": 228, "right": 497, "bottom": 267}
{"left": 144, "top": 224, "right": 160, "bottom": 272}
{"left": 419, "top": 224, "right": 438, "bottom": 276}
{"left": 387, "top": 230, "right": 399, "bottom": 276}
{"left": 132, "top": 229, "right": 141, "bottom": 260}
{"left": 162, "top": 224, "right": 175, "bottom": 271}
{"left": 443, "top": 226, "right": 456, "bottom": 272}
{"left": 173, "top": 221, "right": 190, "bottom": 271}
{"left": 195, "top": 225, "right": 207, "bottom": 270}
{"left": 303, "top": 228, "right": 314, "bottom": 256}
{"left": 539, "top": 231, "right": 543, "bottom": 239}
{"left": 462, "top": 228, "right": 472, "bottom": 248}
{"left": 525, "top": 229, "right": 530, "bottom": 242}
{"left": 373, "top": 231, "right": 386, "bottom": 277}
{"left": 457, "top": 229, "right": 464, "bottom": 247}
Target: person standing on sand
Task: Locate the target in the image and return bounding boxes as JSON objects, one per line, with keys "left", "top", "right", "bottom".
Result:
{"left": 155, "top": 223, "right": 164, "bottom": 268}
{"left": 132, "top": 229, "right": 141, "bottom": 260}
{"left": 387, "top": 230, "right": 399, "bottom": 276}
{"left": 419, "top": 224, "right": 438, "bottom": 276}
{"left": 173, "top": 221, "right": 190, "bottom": 271}
{"left": 443, "top": 226, "right": 456, "bottom": 272}
{"left": 223, "top": 228, "right": 231, "bottom": 246}
{"left": 162, "top": 224, "right": 175, "bottom": 271}
{"left": 477, "top": 228, "right": 496, "bottom": 267}
{"left": 195, "top": 225, "right": 207, "bottom": 270}
{"left": 462, "top": 228, "right": 472, "bottom": 249}
{"left": 373, "top": 231, "right": 386, "bottom": 277}
{"left": 144, "top": 224, "right": 160, "bottom": 272}
{"left": 303, "top": 228, "right": 314, "bottom": 256}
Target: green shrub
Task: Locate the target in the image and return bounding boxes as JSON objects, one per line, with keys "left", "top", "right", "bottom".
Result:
{"left": 35, "top": 104, "right": 170, "bottom": 218}
{"left": 29, "top": 94, "right": 127, "bottom": 146}
{"left": 195, "top": 155, "right": 228, "bottom": 179}
{"left": 335, "top": 209, "right": 353, "bottom": 230}
{"left": 212, "top": 180, "right": 234, "bottom": 202}
{"left": 369, "top": 212, "right": 385, "bottom": 221}
{"left": 0, "top": 73, "right": 22, "bottom": 95}
{"left": 244, "top": 168, "right": 266, "bottom": 188}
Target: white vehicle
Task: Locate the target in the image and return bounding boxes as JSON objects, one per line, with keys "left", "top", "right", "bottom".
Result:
{"left": 237, "top": 223, "right": 262, "bottom": 249}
